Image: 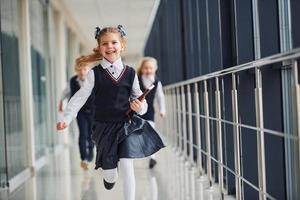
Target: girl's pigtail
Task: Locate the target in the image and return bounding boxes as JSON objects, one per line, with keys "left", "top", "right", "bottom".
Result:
{"left": 117, "top": 25, "right": 126, "bottom": 37}
{"left": 76, "top": 50, "right": 102, "bottom": 65}
{"left": 95, "top": 26, "right": 101, "bottom": 39}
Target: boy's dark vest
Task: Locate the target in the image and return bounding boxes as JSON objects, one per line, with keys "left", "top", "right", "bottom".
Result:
{"left": 138, "top": 76, "right": 158, "bottom": 121}
{"left": 70, "top": 75, "right": 94, "bottom": 114}
{"left": 92, "top": 65, "right": 135, "bottom": 122}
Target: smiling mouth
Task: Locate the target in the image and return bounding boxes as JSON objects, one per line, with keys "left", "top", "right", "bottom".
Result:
{"left": 106, "top": 51, "right": 116, "bottom": 54}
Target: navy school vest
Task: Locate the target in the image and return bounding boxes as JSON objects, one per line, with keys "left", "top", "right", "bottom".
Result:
{"left": 70, "top": 75, "right": 94, "bottom": 114}
{"left": 92, "top": 64, "right": 136, "bottom": 122}
{"left": 138, "top": 76, "right": 159, "bottom": 121}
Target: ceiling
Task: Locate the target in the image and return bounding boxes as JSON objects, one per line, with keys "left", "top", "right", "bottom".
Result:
{"left": 61, "top": 0, "right": 159, "bottom": 65}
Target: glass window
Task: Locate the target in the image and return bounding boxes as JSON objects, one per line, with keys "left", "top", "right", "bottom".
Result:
{"left": 0, "top": 0, "right": 27, "bottom": 179}
{"left": 0, "top": 40, "right": 8, "bottom": 188}
{"left": 29, "top": 0, "right": 50, "bottom": 159}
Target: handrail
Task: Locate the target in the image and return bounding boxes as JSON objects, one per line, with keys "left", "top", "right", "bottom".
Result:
{"left": 160, "top": 48, "right": 300, "bottom": 200}
{"left": 164, "top": 47, "right": 300, "bottom": 89}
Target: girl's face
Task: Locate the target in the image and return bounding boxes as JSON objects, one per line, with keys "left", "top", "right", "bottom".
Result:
{"left": 141, "top": 61, "right": 156, "bottom": 77}
{"left": 99, "top": 33, "right": 124, "bottom": 63}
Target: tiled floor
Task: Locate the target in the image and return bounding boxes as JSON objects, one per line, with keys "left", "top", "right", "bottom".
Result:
{"left": 1, "top": 138, "right": 236, "bottom": 200}
{"left": 2, "top": 142, "right": 169, "bottom": 200}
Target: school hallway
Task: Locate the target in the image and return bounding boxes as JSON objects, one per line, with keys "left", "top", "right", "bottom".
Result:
{"left": 1, "top": 0, "right": 300, "bottom": 200}
{"left": 1, "top": 138, "right": 171, "bottom": 200}
{"left": 1, "top": 134, "right": 236, "bottom": 200}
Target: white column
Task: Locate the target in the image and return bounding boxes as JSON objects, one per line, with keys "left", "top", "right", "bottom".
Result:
{"left": 68, "top": 32, "right": 79, "bottom": 74}
{"left": 19, "top": 0, "right": 35, "bottom": 170}
{"left": 18, "top": 0, "right": 37, "bottom": 198}
{"left": 55, "top": 12, "right": 67, "bottom": 96}
{"left": 55, "top": 12, "right": 69, "bottom": 144}
{"left": 45, "top": 6, "right": 57, "bottom": 147}
{"left": 72, "top": 35, "right": 81, "bottom": 61}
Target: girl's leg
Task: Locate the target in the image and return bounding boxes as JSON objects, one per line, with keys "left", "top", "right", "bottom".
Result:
{"left": 147, "top": 121, "right": 157, "bottom": 168}
{"left": 87, "top": 114, "right": 94, "bottom": 161}
{"left": 76, "top": 112, "right": 89, "bottom": 161}
{"left": 149, "top": 173, "right": 158, "bottom": 200}
{"left": 150, "top": 154, "right": 156, "bottom": 159}
{"left": 120, "top": 159, "right": 135, "bottom": 200}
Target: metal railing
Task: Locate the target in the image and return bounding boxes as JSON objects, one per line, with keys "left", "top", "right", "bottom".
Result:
{"left": 158, "top": 47, "right": 300, "bottom": 200}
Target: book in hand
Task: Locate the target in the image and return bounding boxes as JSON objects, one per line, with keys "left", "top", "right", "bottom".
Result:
{"left": 126, "top": 84, "right": 155, "bottom": 116}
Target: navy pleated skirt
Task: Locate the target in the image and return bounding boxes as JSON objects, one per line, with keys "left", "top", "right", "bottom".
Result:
{"left": 91, "top": 115, "right": 165, "bottom": 170}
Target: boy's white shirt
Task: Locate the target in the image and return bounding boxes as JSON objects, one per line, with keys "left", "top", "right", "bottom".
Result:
{"left": 141, "top": 75, "right": 166, "bottom": 114}
{"left": 60, "top": 86, "right": 71, "bottom": 101}
{"left": 63, "top": 57, "right": 148, "bottom": 125}
{"left": 60, "top": 77, "right": 85, "bottom": 101}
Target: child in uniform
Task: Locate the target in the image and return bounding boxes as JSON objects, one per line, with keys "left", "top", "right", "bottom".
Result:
{"left": 137, "top": 57, "right": 166, "bottom": 168}
{"left": 59, "top": 58, "right": 96, "bottom": 170}
{"left": 57, "top": 25, "right": 164, "bottom": 200}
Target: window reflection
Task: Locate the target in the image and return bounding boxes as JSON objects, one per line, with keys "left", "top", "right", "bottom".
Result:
{"left": 0, "top": 0, "right": 27, "bottom": 179}
{"left": 29, "top": 0, "right": 50, "bottom": 159}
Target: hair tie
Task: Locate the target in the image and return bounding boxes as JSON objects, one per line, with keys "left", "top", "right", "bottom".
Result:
{"left": 95, "top": 27, "right": 101, "bottom": 39}
{"left": 117, "top": 25, "right": 126, "bottom": 37}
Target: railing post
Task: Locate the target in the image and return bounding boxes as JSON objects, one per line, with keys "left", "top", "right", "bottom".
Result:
{"left": 293, "top": 59, "right": 300, "bottom": 156}
{"left": 187, "top": 84, "right": 194, "bottom": 164}
{"left": 176, "top": 87, "right": 182, "bottom": 153}
{"left": 176, "top": 87, "right": 185, "bottom": 200}
{"left": 204, "top": 80, "right": 212, "bottom": 186}
{"left": 171, "top": 88, "right": 176, "bottom": 148}
{"left": 255, "top": 67, "right": 267, "bottom": 200}
{"left": 167, "top": 90, "right": 171, "bottom": 144}
{"left": 215, "top": 77, "right": 224, "bottom": 197}
{"left": 175, "top": 88, "right": 179, "bottom": 149}
{"left": 194, "top": 82, "right": 203, "bottom": 175}
{"left": 165, "top": 89, "right": 170, "bottom": 145}
{"left": 232, "top": 73, "right": 242, "bottom": 200}
{"left": 181, "top": 86, "right": 191, "bottom": 199}
{"left": 169, "top": 87, "right": 177, "bottom": 199}
{"left": 292, "top": 60, "right": 300, "bottom": 199}
{"left": 181, "top": 86, "right": 188, "bottom": 159}
{"left": 165, "top": 90, "right": 169, "bottom": 142}
{"left": 170, "top": 89, "right": 176, "bottom": 148}
{"left": 187, "top": 84, "right": 197, "bottom": 200}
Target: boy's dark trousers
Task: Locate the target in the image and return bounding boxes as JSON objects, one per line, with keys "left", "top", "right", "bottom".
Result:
{"left": 76, "top": 110, "right": 94, "bottom": 162}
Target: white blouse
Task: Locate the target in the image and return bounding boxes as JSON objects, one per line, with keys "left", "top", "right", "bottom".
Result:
{"left": 62, "top": 58, "right": 148, "bottom": 124}
{"left": 60, "top": 77, "right": 85, "bottom": 101}
{"left": 141, "top": 75, "right": 166, "bottom": 114}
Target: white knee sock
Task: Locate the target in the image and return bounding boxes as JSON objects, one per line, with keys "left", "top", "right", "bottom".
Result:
{"left": 103, "top": 168, "right": 118, "bottom": 183}
{"left": 150, "top": 154, "right": 156, "bottom": 159}
{"left": 149, "top": 176, "right": 158, "bottom": 200}
{"left": 120, "top": 159, "right": 135, "bottom": 200}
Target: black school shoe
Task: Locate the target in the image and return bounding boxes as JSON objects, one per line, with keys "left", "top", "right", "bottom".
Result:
{"left": 103, "top": 179, "right": 115, "bottom": 190}
{"left": 149, "top": 158, "right": 157, "bottom": 169}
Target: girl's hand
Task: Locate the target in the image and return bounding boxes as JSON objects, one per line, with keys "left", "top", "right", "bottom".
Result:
{"left": 160, "top": 112, "right": 166, "bottom": 118}
{"left": 56, "top": 121, "right": 68, "bottom": 131}
{"left": 130, "top": 99, "right": 142, "bottom": 112}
